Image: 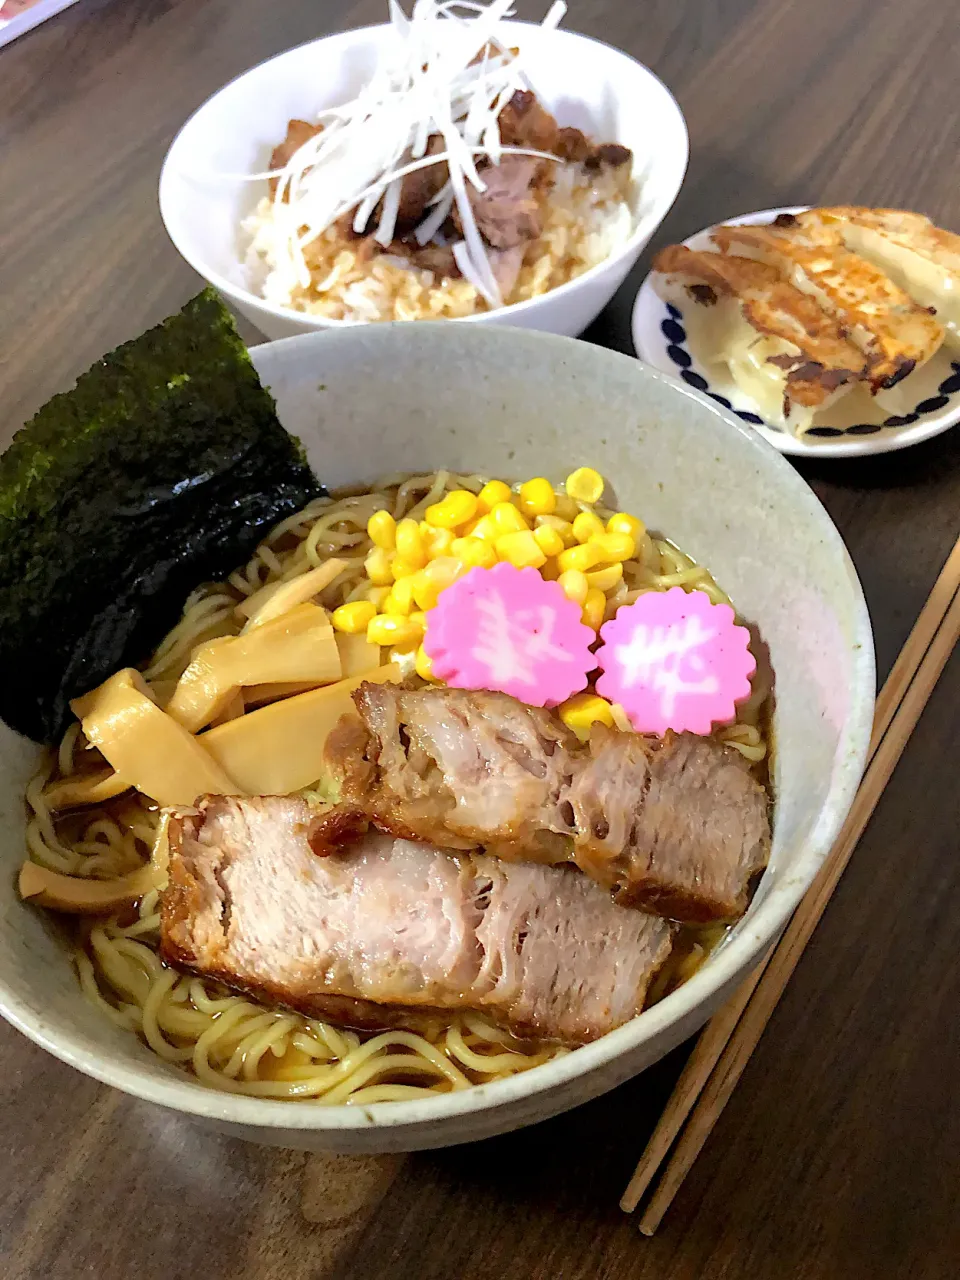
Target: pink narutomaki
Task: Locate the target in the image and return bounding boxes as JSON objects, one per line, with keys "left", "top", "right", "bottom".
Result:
{"left": 423, "top": 562, "right": 595, "bottom": 707}
{"left": 595, "top": 587, "right": 755, "bottom": 736}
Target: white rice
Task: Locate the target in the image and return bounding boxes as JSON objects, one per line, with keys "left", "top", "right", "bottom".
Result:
{"left": 242, "top": 163, "right": 635, "bottom": 323}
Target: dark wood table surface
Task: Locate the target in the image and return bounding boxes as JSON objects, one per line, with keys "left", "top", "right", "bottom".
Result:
{"left": 1, "top": 1, "right": 958, "bottom": 1276}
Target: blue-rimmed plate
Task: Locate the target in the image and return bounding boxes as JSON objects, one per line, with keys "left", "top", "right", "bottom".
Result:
{"left": 631, "top": 205, "right": 960, "bottom": 458}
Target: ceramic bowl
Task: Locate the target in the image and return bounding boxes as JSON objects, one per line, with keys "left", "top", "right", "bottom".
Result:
{"left": 0, "top": 324, "right": 875, "bottom": 1152}
{"left": 158, "top": 21, "right": 688, "bottom": 339}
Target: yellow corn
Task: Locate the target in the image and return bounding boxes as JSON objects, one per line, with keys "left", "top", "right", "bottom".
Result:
{"left": 489, "top": 501, "right": 529, "bottom": 535}
{"left": 558, "top": 543, "right": 603, "bottom": 574}
{"left": 364, "top": 547, "right": 395, "bottom": 586}
{"left": 332, "top": 601, "right": 377, "bottom": 633}
{"left": 367, "top": 614, "right": 424, "bottom": 650}
{"left": 540, "top": 557, "right": 561, "bottom": 581}
{"left": 495, "top": 530, "right": 547, "bottom": 570}
{"left": 535, "top": 514, "right": 577, "bottom": 547}
{"left": 385, "top": 576, "right": 417, "bottom": 614}
{"left": 467, "top": 513, "right": 499, "bottom": 542}
{"left": 533, "top": 524, "right": 565, "bottom": 558}
{"left": 409, "top": 610, "right": 427, "bottom": 628}
{"left": 366, "top": 509, "right": 397, "bottom": 550}
{"left": 582, "top": 587, "right": 606, "bottom": 630}
{"left": 590, "top": 531, "right": 636, "bottom": 563}
{"left": 558, "top": 692, "right": 616, "bottom": 742}
{"left": 363, "top": 585, "right": 391, "bottom": 608}
{"left": 557, "top": 568, "right": 589, "bottom": 605}
{"left": 585, "top": 563, "right": 623, "bottom": 591}
{"left": 517, "top": 477, "right": 557, "bottom": 518}
{"left": 553, "top": 493, "right": 579, "bottom": 522}
{"left": 415, "top": 644, "right": 436, "bottom": 681}
{"left": 566, "top": 467, "right": 605, "bottom": 504}
{"left": 412, "top": 557, "right": 463, "bottom": 611}
{"left": 391, "top": 556, "right": 423, "bottom": 582}
{"left": 451, "top": 536, "right": 498, "bottom": 570}
{"left": 395, "top": 517, "right": 426, "bottom": 568}
{"left": 572, "top": 510, "right": 606, "bottom": 544}
{"left": 420, "top": 524, "right": 455, "bottom": 559}
{"left": 424, "top": 489, "right": 479, "bottom": 530}
{"left": 607, "top": 511, "right": 645, "bottom": 541}
{"left": 477, "top": 479, "right": 512, "bottom": 513}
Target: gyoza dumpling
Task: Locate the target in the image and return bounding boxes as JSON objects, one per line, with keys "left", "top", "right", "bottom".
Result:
{"left": 712, "top": 219, "right": 945, "bottom": 389}
{"left": 784, "top": 208, "right": 960, "bottom": 348}
{"left": 652, "top": 245, "right": 867, "bottom": 437}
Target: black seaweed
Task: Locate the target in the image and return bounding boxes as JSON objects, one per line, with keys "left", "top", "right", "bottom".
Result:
{"left": 0, "top": 290, "right": 323, "bottom": 743}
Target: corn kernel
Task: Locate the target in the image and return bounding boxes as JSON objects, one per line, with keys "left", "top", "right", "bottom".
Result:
{"left": 533, "top": 524, "right": 565, "bottom": 558}
{"left": 566, "top": 467, "right": 605, "bottom": 504}
{"left": 477, "top": 479, "right": 512, "bottom": 512}
{"left": 558, "top": 692, "right": 616, "bottom": 742}
{"left": 609, "top": 701, "right": 633, "bottom": 732}
{"left": 495, "top": 530, "right": 547, "bottom": 569}
{"left": 424, "top": 489, "right": 479, "bottom": 530}
{"left": 395, "top": 517, "right": 426, "bottom": 568}
{"left": 557, "top": 568, "right": 589, "bottom": 605}
{"left": 415, "top": 643, "right": 436, "bottom": 681}
{"left": 607, "top": 511, "right": 645, "bottom": 541}
{"left": 468, "top": 514, "right": 499, "bottom": 542}
{"left": 540, "top": 557, "right": 561, "bottom": 581}
{"left": 585, "top": 562, "right": 623, "bottom": 591}
{"left": 451, "top": 536, "right": 498, "bottom": 570}
{"left": 518, "top": 477, "right": 557, "bottom": 519}
{"left": 553, "top": 493, "right": 579, "bottom": 522}
{"left": 536, "top": 514, "right": 577, "bottom": 547}
{"left": 412, "top": 557, "right": 463, "bottom": 611}
{"left": 366, "top": 509, "right": 397, "bottom": 550}
{"left": 582, "top": 587, "right": 606, "bottom": 630}
{"left": 364, "top": 547, "right": 395, "bottom": 586}
{"left": 421, "top": 524, "right": 455, "bottom": 559}
{"left": 391, "top": 556, "right": 422, "bottom": 581}
{"left": 572, "top": 510, "right": 606, "bottom": 544}
{"left": 367, "top": 614, "right": 424, "bottom": 650}
{"left": 387, "top": 576, "right": 417, "bottom": 613}
{"left": 489, "top": 501, "right": 529, "bottom": 535}
{"left": 558, "top": 543, "right": 603, "bottom": 574}
{"left": 364, "top": 585, "right": 391, "bottom": 608}
{"left": 331, "top": 600, "right": 377, "bottom": 633}
{"left": 409, "top": 610, "right": 427, "bottom": 628}
{"left": 591, "top": 531, "right": 637, "bottom": 563}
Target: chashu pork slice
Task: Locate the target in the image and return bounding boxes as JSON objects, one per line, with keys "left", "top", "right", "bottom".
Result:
{"left": 159, "top": 796, "right": 675, "bottom": 1046}
{"left": 781, "top": 207, "right": 960, "bottom": 346}
{"left": 320, "top": 682, "right": 771, "bottom": 923}
{"left": 711, "top": 220, "right": 944, "bottom": 390}
{"left": 652, "top": 244, "right": 867, "bottom": 435}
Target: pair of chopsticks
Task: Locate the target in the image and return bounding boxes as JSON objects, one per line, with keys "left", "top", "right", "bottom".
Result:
{"left": 621, "top": 533, "right": 960, "bottom": 1235}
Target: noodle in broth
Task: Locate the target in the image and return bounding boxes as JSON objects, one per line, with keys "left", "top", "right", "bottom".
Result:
{"left": 24, "top": 471, "right": 770, "bottom": 1103}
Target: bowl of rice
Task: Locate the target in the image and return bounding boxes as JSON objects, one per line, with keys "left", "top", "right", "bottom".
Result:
{"left": 158, "top": 3, "right": 688, "bottom": 338}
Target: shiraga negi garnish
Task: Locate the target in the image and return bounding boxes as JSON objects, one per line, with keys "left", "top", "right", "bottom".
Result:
{"left": 0, "top": 289, "right": 323, "bottom": 743}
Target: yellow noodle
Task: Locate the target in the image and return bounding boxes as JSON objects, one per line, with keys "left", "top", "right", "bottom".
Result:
{"left": 24, "top": 473, "right": 769, "bottom": 1104}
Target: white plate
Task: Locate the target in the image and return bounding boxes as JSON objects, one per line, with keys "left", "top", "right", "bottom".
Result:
{"left": 631, "top": 205, "right": 960, "bottom": 458}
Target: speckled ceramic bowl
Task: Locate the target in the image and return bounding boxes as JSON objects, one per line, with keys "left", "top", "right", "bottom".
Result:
{"left": 0, "top": 325, "right": 875, "bottom": 1152}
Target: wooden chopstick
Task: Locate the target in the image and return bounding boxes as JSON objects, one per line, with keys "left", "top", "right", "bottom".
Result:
{"left": 621, "top": 532, "right": 960, "bottom": 1224}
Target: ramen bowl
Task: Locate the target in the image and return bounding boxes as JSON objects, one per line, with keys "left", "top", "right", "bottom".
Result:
{"left": 0, "top": 325, "right": 874, "bottom": 1152}
{"left": 158, "top": 21, "right": 688, "bottom": 339}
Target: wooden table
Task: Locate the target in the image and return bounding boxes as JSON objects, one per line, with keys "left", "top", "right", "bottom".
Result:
{"left": 1, "top": 1, "right": 958, "bottom": 1276}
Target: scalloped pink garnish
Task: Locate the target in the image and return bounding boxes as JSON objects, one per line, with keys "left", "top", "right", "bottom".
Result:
{"left": 595, "top": 587, "right": 755, "bottom": 735}
{"left": 424, "top": 562, "right": 594, "bottom": 707}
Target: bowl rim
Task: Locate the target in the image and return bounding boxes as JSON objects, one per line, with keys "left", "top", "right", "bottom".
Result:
{"left": 157, "top": 20, "right": 690, "bottom": 330}
{"left": 0, "top": 326, "right": 875, "bottom": 1132}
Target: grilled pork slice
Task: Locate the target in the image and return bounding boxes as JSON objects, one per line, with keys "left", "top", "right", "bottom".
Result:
{"left": 160, "top": 797, "right": 675, "bottom": 1046}
{"left": 322, "top": 683, "right": 771, "bottom": 923}
{"left": 711, "top": 220, "right": 944, "bottom": 389}
{"left": 652, "top": 245, "right": 866, "bottom": 435}
{"left": 782, "top": 208, "right": 960, "bottom": 346}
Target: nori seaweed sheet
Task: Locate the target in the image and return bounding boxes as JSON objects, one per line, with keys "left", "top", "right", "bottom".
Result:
{"left": 0, "top": 290, "right": 323, "bottom": 743}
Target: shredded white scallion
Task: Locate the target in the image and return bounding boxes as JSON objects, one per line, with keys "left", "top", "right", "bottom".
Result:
{"left": 210, "top": 0, "right": 570, "bottom": 310}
